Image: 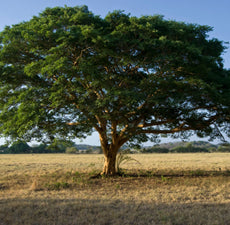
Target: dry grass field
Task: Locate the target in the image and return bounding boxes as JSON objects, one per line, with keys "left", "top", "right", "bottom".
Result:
{"left": 0, "top": 153, "right": 230, "bottom": 225}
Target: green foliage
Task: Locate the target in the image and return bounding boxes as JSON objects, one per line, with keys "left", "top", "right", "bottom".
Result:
{"left": 0, "top": 139, "right": 78, "bottom": 154}
{"left": 30, "top": 143, "right": 49, "bottom": 153}
{"left": 65, "top": 146, "right": 78, "bottom": 154}
{"left": 0, "top": 144, "right": 8, "bottom": 153}
{"left": 0, "top": 5, "right": 229, "bottom": 158}
{"left": 142, "top": 147, "right": 169, "bottom": 153}
{"left": 171, "top": 144, "right": 209, "bottom": 153}
{"left": 217, "top": 143, "right": 230, "bottom": 152}
{"left": 8, "top": 140, "right": 31, "bottom": 153}
{"left": 161, "top": 175, "right": 168, "bottom": 182}
{"left": 85, "top": 148, "right": 94, "bottom": 154}
{"left": 141, "top": 141, "right": 221, "bottom": 153}
{"left": 47, "top": 139, "right": 75, "bottom": 152}
{"left": 45, "top": 182, "right": 70, "bottom": 190}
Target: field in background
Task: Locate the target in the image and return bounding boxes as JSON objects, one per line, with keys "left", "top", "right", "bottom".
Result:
{"left": 1, "top": 153, "right": 230, "bottom": 225}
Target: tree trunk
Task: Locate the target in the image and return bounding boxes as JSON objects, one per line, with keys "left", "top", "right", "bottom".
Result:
{"left": 97, "top": 128, "right": 123, "bottom": 176}
{"left": 101, "top": 148, "right": 118, "bottom": 176}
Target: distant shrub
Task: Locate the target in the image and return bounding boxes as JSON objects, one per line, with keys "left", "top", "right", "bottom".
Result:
{"left": 208, "top": 147, "right": 217, "bottom": 153}
{"left": 0, "top": 144, "right": 9, "bottom": 154}
{"left": 142, "top": 147, "right": 169, "bottom": 153}
{"left": 9, "top": 141, "right": 31, "bottom": 153}
{"left": 30, "top": 144, "right": 49, "bottom": 153}
{"left": 65, "top": 147, "right": 78, "bottom": 154}
{"left": 217, "top": 144, "right": 230, "bottom": 152}
{"left": 85, "top": 148, "right": 93, "bottom": 154}
{"left": 171, "top": 146, "right": 209, "bottom": 153}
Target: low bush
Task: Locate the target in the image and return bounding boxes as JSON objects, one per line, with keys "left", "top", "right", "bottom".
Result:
{"left": 65, "top": 147, "right": 78, "bottom": 154}
{"left": 142, "top": 147, "right": 169, "bottom": 153}
{"left": 171, "top": 146, "right": 209, "bottom": 153}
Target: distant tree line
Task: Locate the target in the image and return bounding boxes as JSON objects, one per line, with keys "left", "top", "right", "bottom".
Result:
{"left": 140, "top": 142, "right": 230, "bottom": 153}
{"left": 0, "top": 140, "right": 65, "bottom": 154}
{"left": 0, "top": 140, "right": 229, "bottom": 154}
{"left": 0, "top": 139, "right": 102, "bottom": 154}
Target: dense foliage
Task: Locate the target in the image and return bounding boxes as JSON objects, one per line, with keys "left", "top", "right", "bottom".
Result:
{"left": 0, "top": 6, "right": 229, "bottom": 174}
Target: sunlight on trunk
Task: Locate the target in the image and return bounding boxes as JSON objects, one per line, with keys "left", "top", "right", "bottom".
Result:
{"left": 101, "top": 152, "right": 117, "bottom": 176}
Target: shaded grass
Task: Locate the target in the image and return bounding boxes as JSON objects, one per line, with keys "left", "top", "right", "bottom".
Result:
{"left": 1, "top": 198, "right": 230, "bottom": 225}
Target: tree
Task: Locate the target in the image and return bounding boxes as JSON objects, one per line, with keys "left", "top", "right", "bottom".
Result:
{"left": 8, "top": 140, "right": 31, "bottom": 153}
{"left": 65, "top": 146, "right": 78, "bottom": 154}
{"left": 0, "top": 143, "right": 8, "bottom": 153}
{"left": 47, "top": 138, "right": 75, "bottom": 152}
{"left": 217, "top": 143, "right": 230, "bottom": 152}
{"left": 30, "top": 143, "right": 48, "bottom": 153}
{"left": 142, "top": 147, "right": 169, "bottom": 153}
{"left": 0, "top": 6, "right": 229, "bottom": 175}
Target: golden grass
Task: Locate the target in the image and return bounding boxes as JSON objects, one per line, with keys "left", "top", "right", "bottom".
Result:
{"left": 0, "top": 153, "right": 230, "bottom": 225}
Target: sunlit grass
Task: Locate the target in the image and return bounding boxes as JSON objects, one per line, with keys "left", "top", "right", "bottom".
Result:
{"left": 0, "top": 153, "right": 230, "bottom": 224}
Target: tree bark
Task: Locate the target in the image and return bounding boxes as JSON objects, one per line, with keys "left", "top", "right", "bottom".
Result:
{"left": 97, "top": 124, "right": 125, "bottom": 176}
{"left": 102, "top": 150, "right": 117, "bottom": 176}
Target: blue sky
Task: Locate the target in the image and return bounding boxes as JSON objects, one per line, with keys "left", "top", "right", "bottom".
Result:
{"left": 0, "top": 0, "right": 229, "bottom": 145}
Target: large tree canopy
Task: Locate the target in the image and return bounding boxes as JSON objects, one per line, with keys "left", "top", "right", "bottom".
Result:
{"left": 0, "top": 6, "right": 229, "bottom": 175}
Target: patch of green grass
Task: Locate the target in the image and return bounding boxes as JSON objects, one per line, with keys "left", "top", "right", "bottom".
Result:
{"left": 45, "top": 182, "right": 70, "bottom": 190}
{"left": 161, "top": 175, "right": 168, "bottom": 182}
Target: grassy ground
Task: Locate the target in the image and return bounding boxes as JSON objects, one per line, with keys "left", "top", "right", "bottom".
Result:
{"left": 0, "top": 153, "right": 230, "bottom": 225}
